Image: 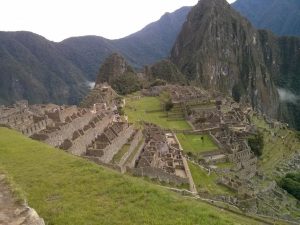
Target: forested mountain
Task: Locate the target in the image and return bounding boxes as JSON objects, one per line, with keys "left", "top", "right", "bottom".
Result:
{"left": 233, "top": 0, "right": 300, "bottom": 36}
{"left": 0, "top": 7, "right": 191, "bottom": 105}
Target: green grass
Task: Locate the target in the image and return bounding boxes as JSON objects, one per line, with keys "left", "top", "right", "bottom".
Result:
{"left": 125, "top": 97, "right": 191, "bottom": 130}
{"left": 216, "top": 162, "right": 234, "bottom": 169}
{"left": 0, "top": 128, "right": 264, "bottom": 225}
{"left": 188, "top": 162, "right": 233, "bottom": 195}
{"left": 125, "top": 138, "right": 145, "bottom": 165}
{"left": 251, "top": 116, "right": 300, "bottom": 175}
{"left": 177, "top": 134, "right": 218, "bottom": 154}
{"left": 111, "top": 144, "right": 130, "bottom": 164}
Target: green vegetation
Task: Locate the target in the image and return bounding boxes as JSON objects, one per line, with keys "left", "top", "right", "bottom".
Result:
{"left": 111, "top": 144, "right": 129, "bottom": 164}
{"left": 177, "top": 134, "right": 218, "bottom": 154}
{"left": 188, "top": 162, "right": 233, "bottom": 195}
{"left": 148, "top": 59, "right": 186, "bottom": 84}
{"left": 251, "top": 116, "right": 300, "bottom": 174}
{"left": 278, "top": 173, "right": 300, "bottom": 200}
{"left": 165, "top": 100, "right": 174, "bottom": 112}
{"left": 125, "top": 97, "right": 191, "bottom": 130}
{"left": 232, "top": 83, "right": 244, "bottom": 103}
{"left": 248, "top": 131, "right": 264, "bottom": 157}
{"left": 111, "top": 73, "right": 142, "bottom": 95}
{"left": 0, "top": 128, "right": 263, "bottom": 225}
{"left": 125, "top": 138, "right": 145, "bottom": 165}
{"left": 149, "top": 79, "right": 167, "bottom": 87}
{"left": 216, "top": 162, "right": 234, "bottom": 169}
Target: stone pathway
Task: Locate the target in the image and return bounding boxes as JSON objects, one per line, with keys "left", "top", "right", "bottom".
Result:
{"left": 0, "top": 174, "right": 44, "bottom": 225}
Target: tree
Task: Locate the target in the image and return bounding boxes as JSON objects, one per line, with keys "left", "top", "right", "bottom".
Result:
{"left": 248, "top": 131, "right": 264, "bottom": 156}
{"left": 165, "top": 100, "right": 174, "bottom": 111}
{"left": 278, "top": 173, "right": 300, "bottom": 200}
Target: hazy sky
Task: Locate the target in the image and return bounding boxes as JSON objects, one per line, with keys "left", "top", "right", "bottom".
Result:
{"left": 0, "top": 0, "right": 236, "bottom": 42}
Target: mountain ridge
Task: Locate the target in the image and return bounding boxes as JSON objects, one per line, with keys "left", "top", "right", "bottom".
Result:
{"left": 0, "top": 6, "right": 191, "bottom": 105}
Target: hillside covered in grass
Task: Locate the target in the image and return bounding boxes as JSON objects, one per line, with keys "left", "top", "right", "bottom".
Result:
{"left": 0, "top": 128, "right": 266, "bottom": 225}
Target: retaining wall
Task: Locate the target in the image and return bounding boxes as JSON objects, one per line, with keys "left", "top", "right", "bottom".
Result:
{"left": 128, "top": 167, "right": 189, "bottom": 185}
{"left": 69, "top": 114, "right": 113, "bottom": 156}
{"left": 118, "top": 129, "right": 143, "bottom": 168}
{"left": 100, "top": 125, "right": 134, "bottom": 163}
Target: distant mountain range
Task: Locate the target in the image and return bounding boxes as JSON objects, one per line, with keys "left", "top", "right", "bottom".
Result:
{"left": 0, "top": 6, "right": 190, "bottom": 105}
{"left": 232, "top": 0, "right": 300, "bottom": 36}
{"left": 1, "top": 0, "right": 300, "bottom": 129}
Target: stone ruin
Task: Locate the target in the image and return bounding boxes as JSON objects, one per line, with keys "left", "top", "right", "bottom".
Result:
{"left": 130, "top": 123, "right": 190, "bottom": 185}
{"left": 86, "top": 122, "right": 134, "bottom": 163}
{"left": 0, "top": 99, "right": 129, "bottom": 158}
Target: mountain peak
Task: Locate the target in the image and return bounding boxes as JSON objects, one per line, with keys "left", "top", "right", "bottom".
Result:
{"left": 95, "top": 53, "right": 134, "bottom": 85}
{"left": 170, "top": 0, "right": 279, "bottom": 118}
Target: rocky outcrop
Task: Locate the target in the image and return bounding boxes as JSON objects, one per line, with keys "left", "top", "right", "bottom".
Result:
{"left": 95, "top": 53, "right": 141, "bottom": 95}
{"left": 0, "top": 174, "right": 45, "bottom": 225}
{"left": 96, "top": 53, "right": 135, "bottom": 84}
{"left": 170, "top": 0, "right": 280, "bottom": 118}
{"left": 145, "top": 59, "right": 186, "bottom": 84}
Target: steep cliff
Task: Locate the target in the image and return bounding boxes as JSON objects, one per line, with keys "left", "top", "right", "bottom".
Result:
{"left": 259, "top": 30, "right": 300, "bottom": 128}
{"left": 170, "top": 0, "right": 280, "bottom": 118}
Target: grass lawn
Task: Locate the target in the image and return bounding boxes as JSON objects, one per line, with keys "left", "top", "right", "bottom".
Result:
{"left": 125, "top": 97, "right": 191, "bottom": 130}
{"left": 188, "top": 162, "right": 233, "bottom": 195}
{"left": 216, "top": 162, "right": 234, "bottom": 169}
{"left": 177, "top": 133, "right": 218, "bottom": 154}
{"left": 111, "top": 144, "right": 130, "bottom": 164}
{"left": 0, "top": 128, "right": 265, "bottom": 225}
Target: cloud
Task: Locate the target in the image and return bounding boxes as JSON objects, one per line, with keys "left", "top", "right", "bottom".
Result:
{"left": 86, "top": 81, "right": 95, "bottom": 89}
{"left": 278, "top": 88, "right": 299, "bottom": 104}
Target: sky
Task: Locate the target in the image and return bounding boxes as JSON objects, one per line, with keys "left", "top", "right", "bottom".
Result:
{"left": 0, "top": 0, "right": 236, "bottom": 42}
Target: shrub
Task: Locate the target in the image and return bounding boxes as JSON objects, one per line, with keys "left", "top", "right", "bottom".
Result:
{"left": 165, "top": 100, "right": 174, "bottom": 112}
{"left": 111, "top": 73, "right": 142, "bottom": 95}
{"left": 248, "top": 131, "right": 264, "bottom": 156}
{"left": 278, "top": 173, "right": 300, "bottom": 200}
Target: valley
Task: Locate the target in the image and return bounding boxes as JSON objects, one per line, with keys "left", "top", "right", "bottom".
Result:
{"left": 0, "top": 0, "right": 300, "bottom": 224}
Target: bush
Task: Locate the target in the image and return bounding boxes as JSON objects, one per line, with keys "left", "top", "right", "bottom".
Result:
{"left": 248, "top": 131, "right": 264, "bottom": 156}
{"left": 117, "top": 107, "right": 125, "bottom": 116}
{"left": 150, "top": 79, "right": 167, "bottom": 87}
{"left": 111, "top": 73, "right": 142, "bottom": 95}
{"left": 165, "top": 100, "right": 174, "bottom": 111}
{"left": 232, "top": 84, "right": 244, "bottom": 102}
{"left": 278, "top": 173, "right": 300, "bottom": 200}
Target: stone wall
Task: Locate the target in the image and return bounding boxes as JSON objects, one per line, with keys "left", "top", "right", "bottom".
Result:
{"left": 84, "top": 156, "right": 122, "bottom": 172}
{"left": 69, "top": 114, "right": 113, "bottom": 156}
{"left": 228, "top": 149, "right": 253, "bottom": 163}
{"left": 45, "top": 112, "right": 106, "bottom": 147}
{"left": 128, "top": 167, "right": 189, "bottom": 185}
{"left": 209, "top": 132, "right": 223, "bottom": 149}
{"left": 100, "top": 125, "right": 134, "bottom": 163}
{"left": 21, "top": 119, "right": 49, "bottom": 137}
{"left": 125, "top": 139, "right": 145, "bottom": 169}
{"left": 118, "top": 129, "right": 143, "bottom": 168}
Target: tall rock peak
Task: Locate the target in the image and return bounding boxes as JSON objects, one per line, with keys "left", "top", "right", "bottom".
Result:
{"left": 170, "top": 0, "right": 279, "bottom": 118}
{"left": 95, "top": 53, "right": 135, "bottom": 85}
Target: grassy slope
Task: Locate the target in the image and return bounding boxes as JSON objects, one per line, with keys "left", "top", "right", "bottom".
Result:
{"left": 0, "top": 128, "right": 265, "bottom": 225}
{"left": 177, "top": 134, "right": 218, "bottom": 154}
{"left": 251, "top": 116, "right": 300, "bottom": 175}
{"left": 125, "top": 97, "right": 191, "bottom": 130}
{"left": 188, "top": 162, "right": 233, "bottom": 195}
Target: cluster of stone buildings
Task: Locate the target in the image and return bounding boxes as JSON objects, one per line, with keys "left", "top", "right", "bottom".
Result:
{"left": 151, "top": 86, "right": 259, "bottom": 196}
{"left": 131, "top": 123, "right": 190, "bottom": 185}
{"left": 0, "top": 100, "right": 130, "bottom": 159}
